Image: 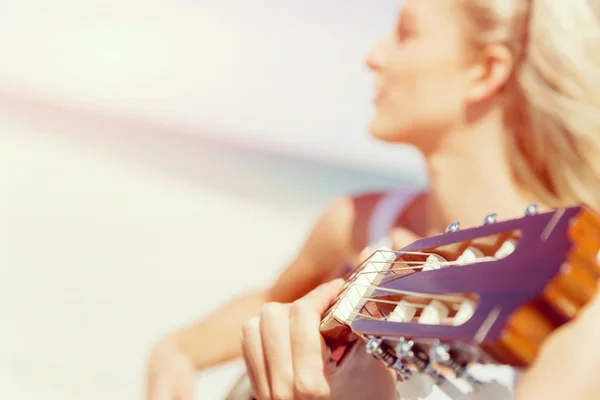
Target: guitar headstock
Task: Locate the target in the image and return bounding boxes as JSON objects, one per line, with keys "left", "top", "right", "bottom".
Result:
{"left": 320, "top": 204, "right": 600, "bottom": 393}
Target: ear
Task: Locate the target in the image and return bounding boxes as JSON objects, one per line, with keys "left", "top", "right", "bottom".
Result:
{"left": 465, "top": 44, "right": 515, "bottom": 103}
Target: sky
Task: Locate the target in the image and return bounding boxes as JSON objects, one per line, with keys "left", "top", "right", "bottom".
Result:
{"left": 0, "top": 0, "right": 425, "bottom": 176}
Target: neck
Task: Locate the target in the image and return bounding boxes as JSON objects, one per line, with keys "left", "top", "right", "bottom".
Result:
{"left": 418, "top": 108, "right": 540, "bottom": 236}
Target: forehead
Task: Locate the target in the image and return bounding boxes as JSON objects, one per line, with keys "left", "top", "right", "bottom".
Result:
{"left": 401, "top": 0, "right": 462, "bottom": 26}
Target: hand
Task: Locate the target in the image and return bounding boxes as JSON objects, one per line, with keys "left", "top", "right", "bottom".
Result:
{"left": 241, "top": 279, "right": 398, "bottom": 400}
{"left": 146, "top": 337, "right": 196, "bottom": 400}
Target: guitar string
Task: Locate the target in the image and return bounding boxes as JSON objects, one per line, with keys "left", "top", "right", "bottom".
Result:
{"left": 330, "top": 261, "right": 480, "bottom": 308}
{"left": 352, "top": 256, "right": 497, "bottom": 275}
{"left": 327, "top": 249, "right": 502, "bottom": 325}
{"left": 327, "top": 255, "right": 485, "bottom": 323}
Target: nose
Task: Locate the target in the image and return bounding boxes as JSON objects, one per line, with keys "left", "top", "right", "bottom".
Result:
{"left": 365, "top": 33, "right": 392, "bottom": 71}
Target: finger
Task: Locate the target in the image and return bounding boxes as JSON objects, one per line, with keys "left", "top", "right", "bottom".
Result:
{"left": 177, "top": 369, "right": 195, "bottom": 400}
{"left": 260, "top": 302, "right": 294, "bottom": 399}
{"left": 147, "top": 380, "right": 170, "bottom": 400}
{"left": 358, "top": 246, "right": 373, "bottom": 260}
{"left": 241, "top": 316, "right": 270, "bottom": 400}
{"left": 301, "top": 278, "right": 345, "bottom": 315}
{"left": 391, "top": 228, "right": 421, "bottom": 248}
{"left": 241, "top": 351, "right": 260, "bottom": 399}
{"left": 289, "top": 279, "right": 345, "bottom": 398}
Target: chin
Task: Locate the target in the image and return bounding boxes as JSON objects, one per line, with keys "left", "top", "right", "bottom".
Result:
{"left": 368, "top": 118, "right": 413, "bottom": 144}
{"left": 369, "top": 117, "right": 445, "bottom": 155}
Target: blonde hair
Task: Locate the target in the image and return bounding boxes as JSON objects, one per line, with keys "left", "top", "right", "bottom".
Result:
{"left": 465, "top": 0, "right": 600, "bottom": 210}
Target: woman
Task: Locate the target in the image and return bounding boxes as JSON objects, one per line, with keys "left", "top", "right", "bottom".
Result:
{"left": 147, "top": 0, "right": 600, "bottom": 398}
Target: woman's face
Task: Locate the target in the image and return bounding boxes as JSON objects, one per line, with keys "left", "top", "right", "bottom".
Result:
{"left": 367, "top": 0, "right": 472, "bottom": 153}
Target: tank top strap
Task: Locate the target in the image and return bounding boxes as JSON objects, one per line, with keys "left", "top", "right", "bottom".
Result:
{"left": 367, "top": 189, "right": 421, "bottom": 250}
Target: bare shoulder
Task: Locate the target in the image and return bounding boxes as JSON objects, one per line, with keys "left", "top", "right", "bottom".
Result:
{"left": 267, "top": 191, "right": 400, "bottom": 302}
{"left": 307, "top": 192, "right": 388, "bottom": 263}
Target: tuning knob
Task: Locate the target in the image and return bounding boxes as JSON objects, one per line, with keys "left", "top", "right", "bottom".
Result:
{"left": 366, "top": 337, "right": 384, "bottom": 356}
{"left": 366, "top": 336, "right": 410, "bottom": 380}
{"left": 446, "top": 221, "right": 460, "bottom": 232}
{"left": 395, "top": 337, "right": 415, "bottom": 359}
{"left": 428, "top": 342, "right": 451, "bottom": 364}
{"left": 483, "top": 213, "right": 497, "bottom": 225}
{"left": 429, "top": 343, "right": 481, "bottom": 385}
{"left": 524, "top": 203, "right": 539, "bottom": 216}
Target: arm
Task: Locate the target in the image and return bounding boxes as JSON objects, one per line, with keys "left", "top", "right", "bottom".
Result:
{"left": 163, "top": 196, "right": 363, "bottom": 371}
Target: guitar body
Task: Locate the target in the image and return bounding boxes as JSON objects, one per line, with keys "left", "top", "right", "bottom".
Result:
{"left": 225, "top": 205, "right": 600, "bottom": 400}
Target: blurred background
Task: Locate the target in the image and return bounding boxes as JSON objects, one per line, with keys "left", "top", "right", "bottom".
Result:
{"left": 0, "top": 0, "right": 428, "bottom": 399}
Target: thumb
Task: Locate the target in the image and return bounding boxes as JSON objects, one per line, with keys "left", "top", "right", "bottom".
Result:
{"left": 391, "top": 228, "right": 422, "bottom": 248}
{"left": 301, "top": 279, "right": 345, "bottom": 315}
{"left": 358, "top": 246, "right": 373, "bottom": 261}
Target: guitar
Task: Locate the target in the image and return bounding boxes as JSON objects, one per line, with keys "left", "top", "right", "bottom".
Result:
{"left": 226, "top": 204, "right": 600, "bottom": 399}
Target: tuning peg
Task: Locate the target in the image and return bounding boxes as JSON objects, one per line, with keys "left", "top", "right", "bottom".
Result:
{"left": 446, "top": 221, "right": 460, "bottom": 232}
{"left": 428, "top": 342, "right": 451, "bottom": 364}
{"left": 396, "top": 340, "right": 456, "bottom": 388}
{"left": 366, "top": 336, "right": 409, "bottom": 379}
{"left": 524, "top": 203, "right": 539, "bottom": 216}
{"left": 366, "top": 337, "right": 384, "bottom": 356}
{"left": 429, "top": 343, "right": 481, "bottom": 386}
{"left": 391, "top": 359, "right": 413, "bottom": 381}
{"left": 482, "top": 213, "right": 497, "bottom": 225}
{"left": 395, "top": 337, "right": 415, "bottom": 359}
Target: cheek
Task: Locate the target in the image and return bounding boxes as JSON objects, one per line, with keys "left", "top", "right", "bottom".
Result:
{"left": 396, "top": 49, "right": 464, "bottom": 112}
{"left": 414, "top": 67, "right": 464, "bottom": 122}
{"left": 372, "top": 50, "right": 466, "bottom": 141}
